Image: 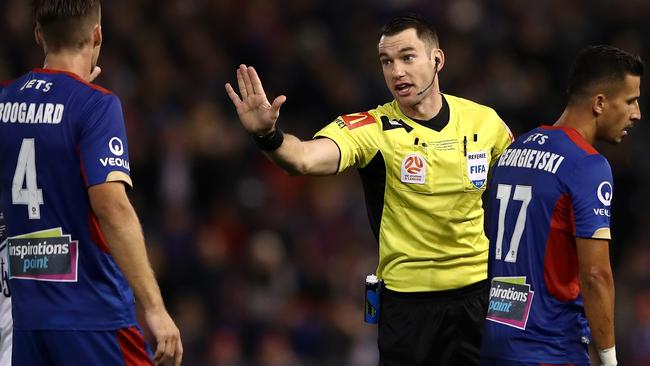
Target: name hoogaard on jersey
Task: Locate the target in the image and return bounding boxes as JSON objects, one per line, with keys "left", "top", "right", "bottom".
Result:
{"left": 0, "top": 102, "right": 64, "bottom": 124}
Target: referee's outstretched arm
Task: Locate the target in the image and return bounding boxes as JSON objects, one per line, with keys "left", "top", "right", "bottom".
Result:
{"left": 226, "top": 64, "right": 340, "bottom": 176}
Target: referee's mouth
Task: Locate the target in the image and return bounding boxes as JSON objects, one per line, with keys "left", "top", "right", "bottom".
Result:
{"left": 395, "top": 82, "right": 413, "bottom": 96}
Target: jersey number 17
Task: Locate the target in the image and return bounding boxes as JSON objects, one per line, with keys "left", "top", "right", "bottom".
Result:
{"left": 494, "top": 184, "right": 532, "bottom": 263}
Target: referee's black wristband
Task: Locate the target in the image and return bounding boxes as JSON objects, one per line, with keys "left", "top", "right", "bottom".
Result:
{"left": 253, "top": 128, "right": 284, "bottom": 151}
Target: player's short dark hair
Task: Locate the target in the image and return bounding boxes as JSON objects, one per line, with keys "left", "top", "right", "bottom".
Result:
{"left": 379, "top": 14, "right": 439, "bottom": 50}
{"left": 32, "top": 0, "right": 101, "bottom": 53}
{"left": 567, "top": 45, "right": 644, "bottom": 102}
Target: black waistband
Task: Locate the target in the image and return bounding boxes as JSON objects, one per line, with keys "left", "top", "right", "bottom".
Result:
{"left": 382, "top": 279, "right": 488, "bottom": 299}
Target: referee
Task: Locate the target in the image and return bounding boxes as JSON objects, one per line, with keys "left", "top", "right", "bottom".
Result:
{"left": 226, "top": 14, "right": 513, "bottom": 366}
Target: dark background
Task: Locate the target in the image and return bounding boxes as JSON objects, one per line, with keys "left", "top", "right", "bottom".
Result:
{"left": 1, "top": 0, "right": 649, "bottom": 365}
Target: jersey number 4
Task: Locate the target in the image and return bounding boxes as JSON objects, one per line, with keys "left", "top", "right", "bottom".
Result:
{"left": 495, "top": 184, "right": 532, "bottom": 263}
{"left": 12, "top": 138, "right": 44, "bottom": 219}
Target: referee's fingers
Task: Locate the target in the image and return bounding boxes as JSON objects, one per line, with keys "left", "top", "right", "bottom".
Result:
{"left": 236, "top": 66, "right": 248, "bottom": 99}
{"left": 248, "top": 66, "right": 266, "bottom": 96}
{"left": 240, "top": 64, "right": 255, "bottom": 99}
{"left": 225, "top": 83, "right": 242, "bottom": 108}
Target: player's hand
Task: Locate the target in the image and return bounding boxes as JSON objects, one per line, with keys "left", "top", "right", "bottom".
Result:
{"left": 145, "top": 307, "right": 183, "bottom": 366}
{"left": 225, "top": 64, "right": 287, "bottom": 135}
{"left": 88, "top": 66, "right": 102, "bottom": 82}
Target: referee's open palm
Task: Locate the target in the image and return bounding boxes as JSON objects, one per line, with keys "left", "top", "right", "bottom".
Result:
{"left": 225, "top": 64, "right": 287, "bottom": 135}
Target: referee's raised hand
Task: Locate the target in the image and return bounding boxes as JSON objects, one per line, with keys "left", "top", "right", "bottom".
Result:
{"left": 225, "top": 64, "right": 287, "bottom": 135}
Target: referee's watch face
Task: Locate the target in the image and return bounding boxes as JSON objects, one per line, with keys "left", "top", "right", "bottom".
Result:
{"left": 378, "top": 28, "right": 438, "bottom": 107}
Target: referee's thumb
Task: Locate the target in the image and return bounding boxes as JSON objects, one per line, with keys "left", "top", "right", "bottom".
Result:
{"left": 271, "top": 95, "right": 287, "bottom": 113}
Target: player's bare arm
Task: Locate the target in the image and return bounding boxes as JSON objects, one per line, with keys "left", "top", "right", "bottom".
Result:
{"left": 576, "top": 238, "right": 615, "bottom": 352}
{"left": 88, "top": 182, "right": 183, "bottom": 366}
{"left": 225, "top": 64, "right": 340, "bottom": 175}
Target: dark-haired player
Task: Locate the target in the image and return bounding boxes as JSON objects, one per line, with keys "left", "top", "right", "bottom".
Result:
{"left": 481, "top": 45, "right": 643, "bottom": 366}
{"left": 0, "top": 1, "right": 182, "bottom": 365}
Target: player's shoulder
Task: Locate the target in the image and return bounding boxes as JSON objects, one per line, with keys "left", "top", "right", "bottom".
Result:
{"left": 536, "top": 126, "right": 600, "bottom": 157}
{"left": 444, "top": 94, "right": 498, "bottom": 116}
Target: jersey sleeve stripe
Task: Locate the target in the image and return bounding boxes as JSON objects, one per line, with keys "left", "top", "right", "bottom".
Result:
{"left": 107, "top": 172, "right": 133, "bottom": 188}
{"left": 592, "top": 228, "right": 612, "bottom": 240}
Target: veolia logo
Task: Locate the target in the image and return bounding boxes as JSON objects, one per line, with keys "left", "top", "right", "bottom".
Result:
{"left": 597, "top": 181, "right": 612, "bottom": 206}
{"left": 109, "top": 137, "right": 124, "bottom": 156}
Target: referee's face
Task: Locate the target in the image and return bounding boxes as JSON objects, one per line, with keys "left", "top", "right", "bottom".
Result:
{"left": 378, "top": 28, "right": 437, "bottom": 107}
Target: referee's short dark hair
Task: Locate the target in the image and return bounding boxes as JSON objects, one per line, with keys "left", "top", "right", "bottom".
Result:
{"left": 379, "top": 14, "right": 439, "bottom": 50}
{"left": 567, "top": 45, "right": 644, "bottom": 103}
{"left": 33, "top": 0, "right": 101, "bottom": 53}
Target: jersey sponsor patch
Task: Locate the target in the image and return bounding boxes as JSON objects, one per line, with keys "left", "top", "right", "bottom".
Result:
{"left": 8, "top": 227, "right": 78, "bottom": 282}
{"left": 341, "top": 112, "right": 375, "bottom": 130}
{"left": 467, "top": 151, "right": 488, "bottom": 189}
{"left": 597, "top": 181, "right": 612, "bottom": 206}
{"left": 486, "top": 277, "right": 534, "bottom": 330}
{"left": 401, "top": 153, "right": 426, "bottom": 184}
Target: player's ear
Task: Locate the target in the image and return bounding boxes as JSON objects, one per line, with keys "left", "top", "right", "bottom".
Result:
{"left": 34, "top": 25, "right": 42, "bottom": 48}
{"left": 592, "top": 94, "right": 606, "bottom": 116}
{"left": 93, "top": 25, "right": 102, "bottom": 48}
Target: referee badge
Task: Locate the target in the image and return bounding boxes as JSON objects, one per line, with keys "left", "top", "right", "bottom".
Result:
{"left": 401, "top": 153, "right": 426, "bottom": 184}
{"left": 467, "top": 151, "right": 488, "bottom": 189}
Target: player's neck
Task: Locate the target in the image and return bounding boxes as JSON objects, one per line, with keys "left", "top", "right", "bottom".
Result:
{"left": 42, "top": 50, "right": 94, "bottom": 82}
{"left": 401, "top": 89, "right": 443, "bottom": 121}
{"left": 554, "top": 108, "right": 597, "bottom": 145}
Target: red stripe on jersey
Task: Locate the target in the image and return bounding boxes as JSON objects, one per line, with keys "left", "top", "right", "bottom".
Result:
{"left": 543, "top": 193, "right": 580, "bottom": 302}
{"left": 32, "top": 68, "right": 112, "bottom": 95}
{"left": 539, "top": 125, "right": 598, "bottom": 155}
{"left": 77, "top": 146, "right": 111, "bottom": 253}
{"left": 0, "top": 79, "right": 13, "bottom": 87}
{"left": 117, "top": 327, "right": 154, "bottom": 366}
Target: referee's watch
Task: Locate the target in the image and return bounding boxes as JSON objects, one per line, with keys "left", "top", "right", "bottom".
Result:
{"left": 253, "top": 128, "right": 284, "bottom": 151}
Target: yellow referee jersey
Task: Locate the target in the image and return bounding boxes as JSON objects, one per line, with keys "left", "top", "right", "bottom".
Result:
{"left": 315, "top": 94, "right": 513, "bottom": 292}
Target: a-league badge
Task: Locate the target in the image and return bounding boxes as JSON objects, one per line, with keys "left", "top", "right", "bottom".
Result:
{"left": 467, "top": 151, "right": 488, "bottom": 189}
{"left": 401, "top": 153, "right": 426, "bottom": 184}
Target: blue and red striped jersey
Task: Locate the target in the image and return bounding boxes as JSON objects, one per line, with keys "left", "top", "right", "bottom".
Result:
{"left": 481, "top": 126, "right": 613, "bottom": 364}
{"left": 0, "top": 69, "right": 136, "bottom": 330}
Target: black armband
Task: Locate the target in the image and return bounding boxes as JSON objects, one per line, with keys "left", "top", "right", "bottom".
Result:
{"left": 253, "top": 128, "right": 284, "bottom": 151}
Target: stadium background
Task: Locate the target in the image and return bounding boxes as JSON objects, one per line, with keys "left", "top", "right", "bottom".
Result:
{"left": 0, "top": 0, "right": 649, "bottom": 365}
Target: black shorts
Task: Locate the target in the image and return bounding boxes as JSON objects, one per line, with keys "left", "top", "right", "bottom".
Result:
{"left": 378, "top": 280, "right": 488, "bottom": 366}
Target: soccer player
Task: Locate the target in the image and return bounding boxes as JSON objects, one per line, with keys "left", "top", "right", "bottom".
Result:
{"left": 480, "top": 45, "right": 643, "bottom": 366}
{"left": 0, "top": 1, "right": 182, "bottom": 365}
{"left": 226, "top": 15, "right": 512, "bottom": 365}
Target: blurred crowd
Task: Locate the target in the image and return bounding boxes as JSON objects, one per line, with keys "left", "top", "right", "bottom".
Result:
{"left": 1, "top": 0, "right": 649, "bottom": 365}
